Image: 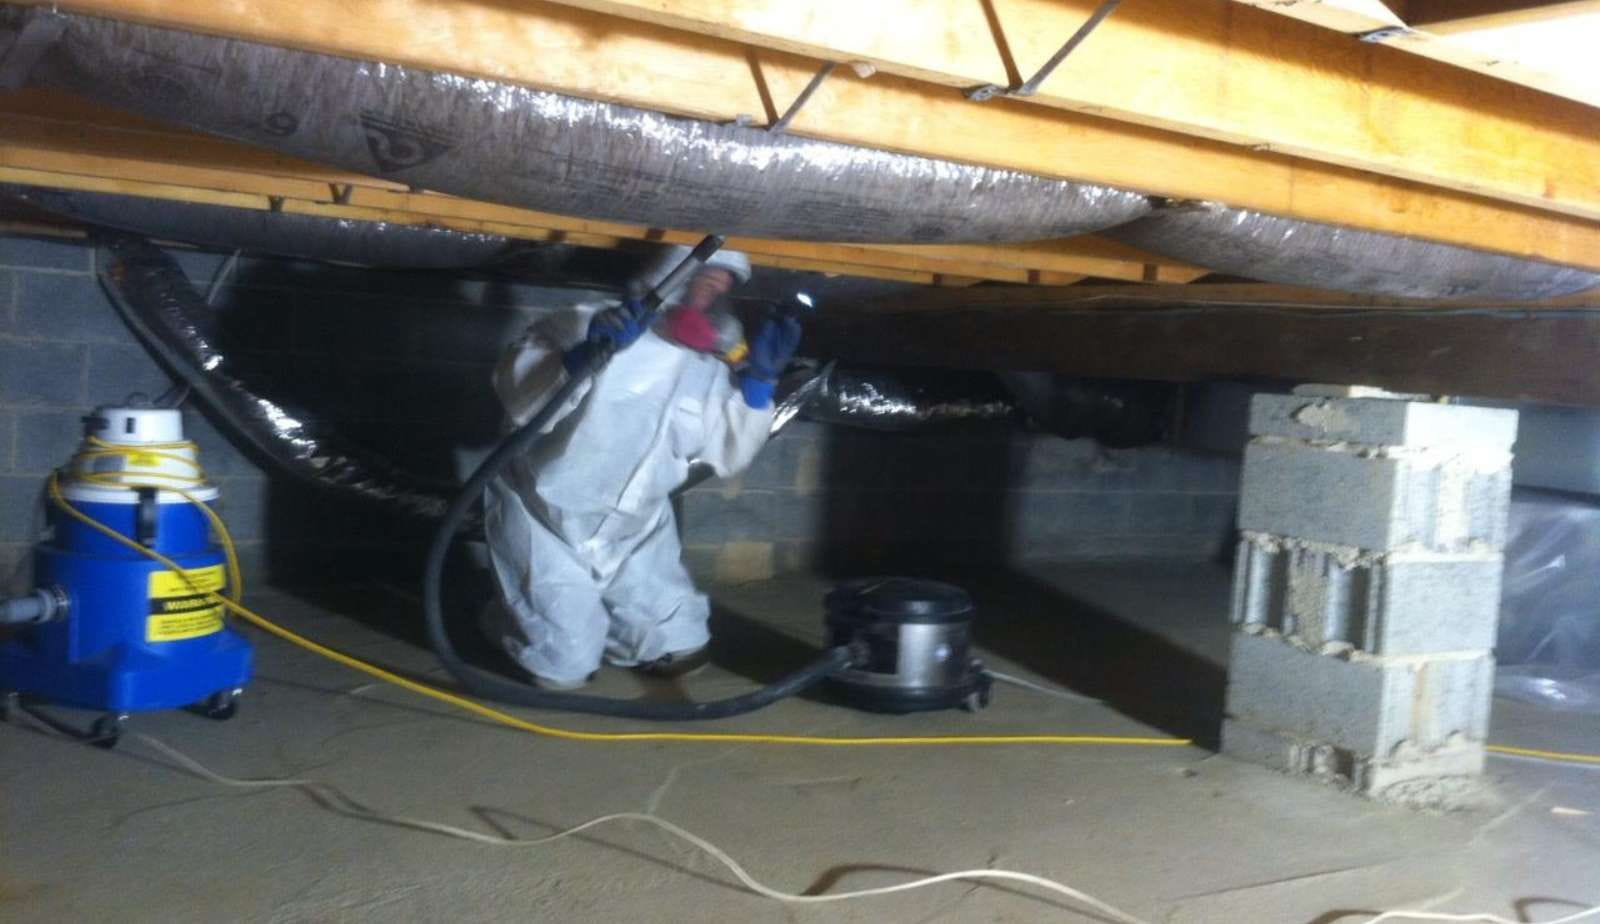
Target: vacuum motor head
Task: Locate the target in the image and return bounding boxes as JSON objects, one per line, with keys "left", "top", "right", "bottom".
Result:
{"left": 824, "top": 578, "right": 991, "bottom": 713}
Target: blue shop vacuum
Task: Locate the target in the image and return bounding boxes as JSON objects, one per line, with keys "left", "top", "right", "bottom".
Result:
{"left": 0, "top": 405, "right": 252, "bottom": 747}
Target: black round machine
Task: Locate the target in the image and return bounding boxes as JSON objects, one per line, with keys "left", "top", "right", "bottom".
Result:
{"left": 824, "top": 578, "right": 991, "bottom": 713}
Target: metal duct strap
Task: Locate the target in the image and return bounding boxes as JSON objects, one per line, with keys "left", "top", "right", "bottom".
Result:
{"left": 0, "top": 5, "right": 1150, "bottom": 244}
{"left": 96, "top": 233, "right": 459, "bottom": 522}
{"left": 1108, "top": 201, "right": 1600, "bottom": 301}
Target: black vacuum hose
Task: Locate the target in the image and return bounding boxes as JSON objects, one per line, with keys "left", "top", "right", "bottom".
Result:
{"left": 422, "top": 237, "right": 855, "bottom": 720}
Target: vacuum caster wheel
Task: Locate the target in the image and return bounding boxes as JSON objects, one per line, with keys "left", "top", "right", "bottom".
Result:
{"left": 201, "top": 690, "right": 239, "bottom": 721}
{"left": 961, "top": 689, "right": 989, "bottom": 713}
{"left": 90, "top": 713, "right": 127, "bottom": 750}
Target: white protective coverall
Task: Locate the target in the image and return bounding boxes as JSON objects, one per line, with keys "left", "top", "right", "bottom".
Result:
{"left": 483, "top": 248, "right": 772, "bottom": 687}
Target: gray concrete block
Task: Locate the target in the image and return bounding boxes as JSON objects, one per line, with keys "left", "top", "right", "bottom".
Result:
{"left": 215, "top": 477, "right": 271, "bottom": 542}
{"left": 770, "top": 490, "right": 823, "bottom": 541}
{"left": 13, "top": 411, "right": 84, "bottom": 475}
{"left": 1013, "top": 533, "right": 1220, "bottom": 562}
{"left": 1232, "top": 539, "right": 1501, "bottom": 654}
{"left": 0, "top": 408, "right": 13, "bottom": 472}
{"left": 679, "top": 489, "right": 776, "bottom": 544}
{"left": 1011, "top": 491, "right": 1129, "bottom": 540}
{"left": 0, "top": 339, "right": 86, "bottom": 406}
{"left": 15, "top": 272, "right": 127, "bottom": 343}
{"left": 1238, "top": 441, "right": 1511, "bottom": 551}
{"left": 1250, "top": 394, "right": 1517, "bottom": 451}
{"left": 0, "top": 269, "right": 14, "bottom": 333}
{"left": 1176, "top": 452, "right": 1242, "bottom": 493}
{"left": 86, "top": 344, "right": 177, "bottom": 406}
{"left": 680, "top": 544, "right": 718, "bottom": 584}
{"left": 0, "top": 476, "right": 45, "bottom": 541}
{"left": 738, "top": 433, "right": 806, "bottom": 490}
{"left": 1192, "top": 494, "right": 1239, "bottom": 536}
{"left": 774, "top": 539, "right": 820, "bottom": 574}
{"left": 0, "top": 236, "right": 92, "bottom": 273}
{"left": 0, "top": 541, "right": 32, "bottom": 594}
{"left": 1225, "top": 631, "right": 1493, "bottom": 758}
{"left": 1127, "top": 493, "right": 1197, "bottom": 535}
{"left": 1222, "top": 719, "right": 1486, "bottom": 798}
{"left": 181, "top": 409, "right": 256, "bottom": 479}
{"left": 1026, "top": 442, "right": 1186, "bottom": 493}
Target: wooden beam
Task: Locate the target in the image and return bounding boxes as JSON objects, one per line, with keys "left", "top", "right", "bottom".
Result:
{"left": 24, "top": 1, "right": 1600, "bottom": 271}
{"left": 1233, "top": 0, "right": 1600, "bottom": 107}
{"left": 809, "top": 296, "right": 1600, "bottom": 405}
{"left": 1404, "top": 0, "right": 1595, "bottom": 26}
{"left": 1229, "top": 0, "right": 1404, "bottom": 32}
{"left": 493, "top": 0, "right": 1600, "bottom": 225}
{"left": 1230, "top": 0, "right": 1402, "bottom": 32}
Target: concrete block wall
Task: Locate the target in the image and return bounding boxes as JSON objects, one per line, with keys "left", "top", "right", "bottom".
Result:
{"left": 677, "top": 423, "right": 1242, "bottom": 583}
{"left": 1222, "top": 389, "right": 1517, "bottom": 798}
{"left": 1, "top": 232, "right": 1241, "bottom": 592}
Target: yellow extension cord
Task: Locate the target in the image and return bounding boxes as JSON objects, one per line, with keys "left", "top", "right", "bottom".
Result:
{"left": 37, "top": 445, "right": 1600, "bottom": 761}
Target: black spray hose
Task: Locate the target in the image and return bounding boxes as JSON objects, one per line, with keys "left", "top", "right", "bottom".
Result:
{"left": 422, "top": 235, "right": 856, "bottom": 720}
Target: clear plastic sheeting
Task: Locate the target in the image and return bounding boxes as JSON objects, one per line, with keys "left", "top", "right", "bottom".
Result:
{"left": 1107, "top": 201, "right": 1600, "bottom": 300}
{"left": 0, "top": 4, "right": 1151, "bottom": 244}
{"left": 96, "top": 233, "right": 459, "bottom": 522}
{"left": 1495, "top": 489, "right": 1600, "bottom": 713}
{"left": 1, "top": 185, "right": 518, "bottom": 268}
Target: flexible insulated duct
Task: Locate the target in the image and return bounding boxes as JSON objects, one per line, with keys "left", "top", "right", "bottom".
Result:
{"left": 95, "top": 233, "right": 458, "bottom": 521}
{"left": 798, "top": 366, "right": 1018, "bottom": 431}
{"left": 1107, "top": 201, "right": 1600, "bottom": 300}
{"left": 0, "top": 5, "right": 1150, "bottom": 244}
{"left": 2, "top": 184, "right": 518, "bottom": 269}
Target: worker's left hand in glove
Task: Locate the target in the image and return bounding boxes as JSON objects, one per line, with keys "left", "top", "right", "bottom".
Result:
{"left": 738, "top": 316, "right": 802, "bottom": 409}
{"left": 562, "top": 297, "right": 649, "bottom": 376}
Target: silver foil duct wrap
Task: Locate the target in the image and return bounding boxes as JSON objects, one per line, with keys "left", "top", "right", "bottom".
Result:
{"left": 0, "top": 5, "right": 1151, "bottom": 244}
{"left": 1108, "top": 201, "right": 1600, "bottom": 300}
{"left": 3, "top": 185, "right": 517, "bottom": 268}
{"left": 96, "top": 234, "right": 458, "bottom": 521}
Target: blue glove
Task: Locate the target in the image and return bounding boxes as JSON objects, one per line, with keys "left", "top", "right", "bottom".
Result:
{"left": 562, "top": 297, "right": 648, "bottom": 376}
{"left": 738, "top": 316, "right": 802, "bottom": 409}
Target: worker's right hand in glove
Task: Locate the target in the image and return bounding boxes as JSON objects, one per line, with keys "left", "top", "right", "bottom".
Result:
{"left": 738, "top": 316, "right": 802, "bottom": 409}
{"left": 562, "top": 296, "right": 649, "bottom": 376}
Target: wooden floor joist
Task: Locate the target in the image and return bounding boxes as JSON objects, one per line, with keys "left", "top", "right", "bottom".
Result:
{"left": 531, "top": 0, "right": 1600, "bottom": 223}
{"left": 1234, "top": 0, "right": 1600, "bottom": 109}
{"left": 20, "top": 0, "right": 1600, "bottom": 272}
{"left": 0, "top": 95, "right": 1207, "bottom": 285}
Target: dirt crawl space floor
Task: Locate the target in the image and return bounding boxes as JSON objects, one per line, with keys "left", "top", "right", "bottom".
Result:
{"left": 3, "top": 562, "right": 1598, "bottom": 923}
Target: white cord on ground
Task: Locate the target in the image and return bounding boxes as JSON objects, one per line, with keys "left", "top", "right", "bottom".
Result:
{"left": 985, "top": 670, "right": 1102, "bottom": 705}
{"left": 1362, "top": 909, "right": 1600, "bottom": 923}
{"left": 13, "top": 717, "right": 1599, "bottom": 924}
{"left": 130, "top": 733, "right": 1150, "bottom": 923}
{"left": 128, "top": 734, "right": 1600, "bottom": 924}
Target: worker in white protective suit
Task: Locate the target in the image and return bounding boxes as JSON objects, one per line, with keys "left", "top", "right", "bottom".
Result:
{"left": 483, "top": 246, "right": 802, "bottom": 690}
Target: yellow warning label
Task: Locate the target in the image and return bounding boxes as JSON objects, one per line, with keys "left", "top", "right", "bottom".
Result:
{"left": 146, "top": 565, "right": 226, "bottom": 643}
{"left": 147, "top": 605, "right": 225, "bottom": 642}
{"left": 148, "top": 565, "right": 226, "bottom": 598}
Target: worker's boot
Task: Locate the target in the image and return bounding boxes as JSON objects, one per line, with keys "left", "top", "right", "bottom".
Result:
{"left": 634, "top": 646, "right": 711, "bottom": 679}
{"left": 534, "top": 671, "right": 596, "bottom": 692}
